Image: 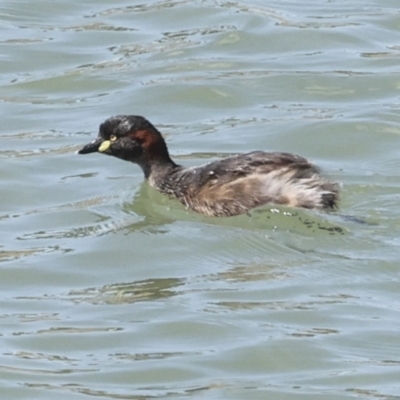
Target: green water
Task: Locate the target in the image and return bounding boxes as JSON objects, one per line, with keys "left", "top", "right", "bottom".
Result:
{"left": 1, "top": 1, "right": 400, "bottom": 399}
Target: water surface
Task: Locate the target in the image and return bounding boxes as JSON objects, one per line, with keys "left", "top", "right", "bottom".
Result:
{"left": 1, "top": 1, "right": 400, "bottom": 399}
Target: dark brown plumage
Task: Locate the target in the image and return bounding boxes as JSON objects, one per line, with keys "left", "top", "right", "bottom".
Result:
{"left": 78, "top": 115, "right": 340, "bottom": 217}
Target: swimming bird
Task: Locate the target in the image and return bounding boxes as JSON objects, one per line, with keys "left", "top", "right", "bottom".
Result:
{"left": 78, "top": 115, "right": 340, "bottom": 217}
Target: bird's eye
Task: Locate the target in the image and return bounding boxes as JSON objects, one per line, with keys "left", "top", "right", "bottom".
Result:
{"left": 110, "top": 135, "right": 117, "bottom": 142}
